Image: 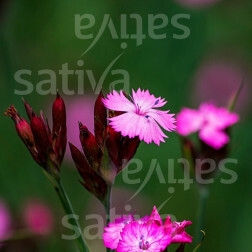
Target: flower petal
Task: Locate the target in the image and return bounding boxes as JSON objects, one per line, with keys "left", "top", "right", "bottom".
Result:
{"left": 164, "top": 217, "right": 193, "bottom": 244}
{"left": 147, "top": 109, "right": 176, "bottom": 132}
{"left": 200, "top": 103, "right": 239, "bottom": 130}
{"left": 176, "top": 108, "right": 203, "bottom": 136}
{"left": 148, "top": 206, "right": 163, "bottom": 226}
{"left": 117, "top": 222, "right": 171, "bottom": 252}
{"left": 132, "top": 88, "right": 167, "bottom": 112}
{"left": 102, "top": 90, "right": 135, "bottom": 112}
{"left": 199, "top": 126, "right": 229, "bottom": 149}
{"left": 109, "top": 113, "right": 168, "bottom": 145}
{"left": 103, "top": 215, "right": 134, "bottom": 249}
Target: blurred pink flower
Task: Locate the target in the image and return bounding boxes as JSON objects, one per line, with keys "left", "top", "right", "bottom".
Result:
{"left": 102, "top": 89, "right": 176, "bottom": 145}
{"left": 194, "top": 60, "right": 250, "bottom": 112}
{"left": 0, "top": 200, "right": 11, "bottom": 245}
{"left": 175, "top": 0, "right": 220, "bottom": 9}
{"left": 177, "top": 103, "right": 239, "bottom": 149}
{"left": 24, "top": 200, "right": 53, "bottom": 235}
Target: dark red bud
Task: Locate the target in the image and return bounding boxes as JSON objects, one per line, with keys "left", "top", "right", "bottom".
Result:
{"left": 79, "top": 123, "right": 102, "bottom": 171}
{"left": 5, "top": 105, "right": 34, "bottom": 144}
{"left": 106, "top": 126, "right": 121, "bottom": 168}
{"left": 52, "top": 93, "right": 66, "bottom": 135}
{"left": 54, "top": 127, "right": 66, "bottom": 166}
{"left": 16, "top": 119, "right": 34, "bottom": 145}
{"left": 52, "top": 93, "right": 67, "bottom": 166}
{"left": 22, "top": 98, "right": 34, "bottom": 121}
{"left": 121, "top": 136, "right": 140, "bottom": 164}
{"left": 69, "top": 143, "right": 107, "bottom": 201}
{"left": 40, "top": 111, "right": 52, "bottom": 142}
{"left": 69, "top": 142, "right": 91, "bottom": 178}
{"left": 105, "top": 125, "right": 140, "bottom": 173}
{"left": 94, "top": 92, "right": 107, "bottom": 144}
{"left": 4, "top": 106, "right": 42, "bottom": 166}
{"left": 30, "top": 113, "right": 52, "bottom": 163}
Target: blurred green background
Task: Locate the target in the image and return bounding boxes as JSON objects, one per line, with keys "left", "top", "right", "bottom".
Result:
{"left": 0, "top": 0, "right": 251, "bottom": 251}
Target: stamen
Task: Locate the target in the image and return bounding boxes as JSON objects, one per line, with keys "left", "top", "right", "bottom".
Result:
{"left": 139, "top": 235, "right": 150, "bottom": 250}
{"left": 129, "top": 94, "right": 135, "bottom": 103}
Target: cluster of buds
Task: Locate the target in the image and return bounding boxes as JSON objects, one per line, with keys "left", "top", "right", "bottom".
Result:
{"left": 105, "top": 109, "right": 140, "bottom": 174}
{"left": 4, "top": 94, "right": 67, "bottom": 178}
{"left": 70, "top": 92, "right": 140, "bottom": 203}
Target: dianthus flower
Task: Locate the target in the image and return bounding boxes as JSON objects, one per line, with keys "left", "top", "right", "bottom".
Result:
{"left": 103, "top": 206, "right": 192, "bottom": 251}
{"left": 177, "top": 103, "right": 239, "bottom": 149}
{"left": 102, "top": 89, "right": 176, "bottom": 145}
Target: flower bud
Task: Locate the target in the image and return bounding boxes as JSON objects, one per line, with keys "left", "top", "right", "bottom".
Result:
{"left": 30, "top": 113, "right": 52, "bottom": 165}
{"left": 5, "top": 106, "right": 34, "bottom": 144}
{"left": 69, "top": 143, "right": 108, "bottom": 201}
{"left": 121, "top": 137, "right": 140, "bottom": 164}
{"left": 6, "top": 95, "right": 66, "bottom": 176}
{"left": 94, "top": 91, "right": 107, "bottom": 144}
{"left": 52, "top": 93, "right": 66, "bottom": 136}
{"left": 106, "top": 126, "right": 121, "bottom": 168}
{"left": 4, "top": 106, "right": 41, "bottom": 166}
{"left": 52, "top": 93, "right": 67, "bottom": 165}
{"left": 79, "top": 123, "right": 102, "bottom": 171}
{"left": 22, "top": 98, "right": 34, "bottom": 121}
{"left": 106, "top": 126, "right": 140, "bottom": 173}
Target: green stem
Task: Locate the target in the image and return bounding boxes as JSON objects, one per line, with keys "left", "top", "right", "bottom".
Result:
{"left": 55, "top": 179, "right": 90, "bottom": 252}
{"left": 104, "top": 185, "right": 112, "bottom": 252}
{"left": 195, "top": 187, "right": 209, "bottom": 252}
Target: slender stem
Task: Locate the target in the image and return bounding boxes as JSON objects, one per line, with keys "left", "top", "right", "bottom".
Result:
{"left": 104, "top": 185, "right": 112, "bottom": 252}
{"left": 55, "top": 179, "right": 90, "bottom": 252}
{"left": 195, "top": 187, "right": 209, "bottom": 252}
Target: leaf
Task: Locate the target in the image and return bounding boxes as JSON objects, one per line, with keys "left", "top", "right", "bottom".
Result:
{"left": 227, "top": 80, "right": 244, "bottom": 111}
{"left": 192, "top": 230, "right": 206, "bottom": 252}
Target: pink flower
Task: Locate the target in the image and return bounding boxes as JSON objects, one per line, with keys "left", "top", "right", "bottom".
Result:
{"left": 103, "top": 215, "right": 135, "bottom": 250}
{"left": 102, "top": 89, "right": 176, "bottom": 145}
{"left": 164, "top": 216, "right": 193, "bottom": 243}
{"left": 24, "top": 200, "right": 54, "bottom": 235}
{"left": 177, "top": 103, "right": 239, "bottom": 149}
{"left": 103, "top": 206, "right": 192, "bottom": 251}
{"left": 117, "top": 222, "right": 171, "bottom": 252}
